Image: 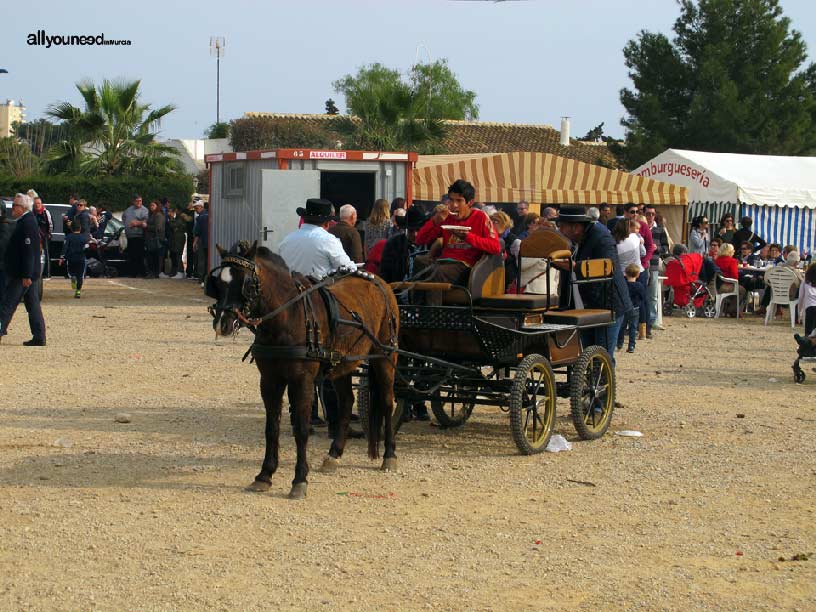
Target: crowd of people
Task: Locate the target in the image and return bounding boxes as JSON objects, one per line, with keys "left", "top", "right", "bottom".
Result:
{"left": 277, "top": 190, "right": 816, "bottom": 369}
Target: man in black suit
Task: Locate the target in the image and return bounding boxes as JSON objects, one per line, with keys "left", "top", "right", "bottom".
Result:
{"left": 0, "top": 193, "right": 46, "bottom": 346}
{"left": 557, "top": 205, "right": 631, "bottom": 363}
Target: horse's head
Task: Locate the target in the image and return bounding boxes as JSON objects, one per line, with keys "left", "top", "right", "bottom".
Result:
{"left": 206, "top": 241, "right": 260, "bottom": 337}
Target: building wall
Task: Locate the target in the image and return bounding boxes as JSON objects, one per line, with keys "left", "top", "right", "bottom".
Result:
{"left": 165, "top": 138, "right": 232, "bottom": 175}
{"left": 208, "top": 157, "right": 408, "bottom": 270}
{"left": 0, "top": 100, "right": 26, "bottom": 138}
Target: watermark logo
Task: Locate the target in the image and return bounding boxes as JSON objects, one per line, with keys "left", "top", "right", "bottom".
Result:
{"left": 27, "top": 30, "right": 131, "bottom": 48}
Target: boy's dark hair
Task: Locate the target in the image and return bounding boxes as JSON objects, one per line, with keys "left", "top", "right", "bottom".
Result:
{"left": 615, "top": 205, "right": 626, "bottom": 216}
{"left": 740, "top": 216, "right": 752, "bottom": 228}
{"left": 711, "top": 236, "right": 723, "bottom": 246}
{"left": 805, "top": 262, "right": 816, "bottom": 286}
{"left": 448, "top": 179, "right": 476, "bottom": 203}
{"left": 768, "top": 243, "right": 781, "bottom": 252}
{"left": 624, "top": 263, "right": 640, "bottom": 278}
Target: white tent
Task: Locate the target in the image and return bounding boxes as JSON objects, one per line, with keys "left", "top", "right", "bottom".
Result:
{"left": 632, "top": 149, "right": 816, "bottom": 253}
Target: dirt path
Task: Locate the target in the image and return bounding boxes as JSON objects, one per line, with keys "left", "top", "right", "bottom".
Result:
{"left": 0, "top": 278, "right": 814, "bottom": 610}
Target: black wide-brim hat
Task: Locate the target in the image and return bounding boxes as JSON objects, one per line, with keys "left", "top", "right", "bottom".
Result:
{"left": 396, "top": 206, "right": 428, "bottom": 230}
{"left": 556, "top": 205, "right": 591, "bottom": 223}
{"left": 296, "top": 198, "right": 338, "bottom": 222}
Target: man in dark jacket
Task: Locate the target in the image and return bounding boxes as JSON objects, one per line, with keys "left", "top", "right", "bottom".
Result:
{"left": 329, "top": 204, "right": 364, "bottom": 263}
{"left": 557, "top": 205, "right": 632, "bottom": 364}
{"left": 731, "top": 216, "right": 766, "bottom": 253}
{"left": 379, "top": 206, "right": 428, "bottom": 283}
{"left": 0, "top": 204, "right": 13, "bottom": 305}
{"left": 0, "top": 194, "right": 46, "bottom": 346}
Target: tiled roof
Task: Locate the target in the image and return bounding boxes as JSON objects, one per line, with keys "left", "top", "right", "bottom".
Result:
{"left": 241, "top": 113, "right": 620, "bottom": 168}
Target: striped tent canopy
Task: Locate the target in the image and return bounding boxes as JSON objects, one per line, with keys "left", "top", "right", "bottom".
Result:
{"left": 413, "top": 152, "right": 687, "bottom": 205}
{"left": 688, "top": 201, "right": 816, "bottom": 254}
{"left": 740, "top": 204, "right": 816, "bottom": 254}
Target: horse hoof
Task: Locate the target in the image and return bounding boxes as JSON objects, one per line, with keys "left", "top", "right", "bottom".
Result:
{"left": 320, "top": 456, "right": 341, "bottom": 473}
{"left": 288, "top": 482, "right": 307, "bottom": 500}
{"left": 381, "top": 458, "right": 399, "bottom": 472}
{"left": 246, "top": 480, "right": 271, "bottom": 493}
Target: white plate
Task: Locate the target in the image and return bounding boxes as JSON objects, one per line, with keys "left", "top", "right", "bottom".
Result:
{"left": 441, "top": 225, "right": 470, "bottom": 232}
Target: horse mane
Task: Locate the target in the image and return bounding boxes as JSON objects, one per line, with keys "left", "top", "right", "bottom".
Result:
{"left": 254, "top": 247, "right": 301, "bottom": 303}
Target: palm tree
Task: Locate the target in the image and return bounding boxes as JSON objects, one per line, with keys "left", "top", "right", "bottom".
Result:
{"left": 45, "top": 79, "right": 182, "bottom": 176}
{"left": 333, "top": 63, "right": 446, "bottom": 153}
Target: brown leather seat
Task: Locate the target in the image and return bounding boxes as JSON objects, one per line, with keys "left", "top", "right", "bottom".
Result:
{"left": 541, "top": 309, "right": 613, "bottom": 326}
{"left": 440, "top": 254, "right": 505, "bottom": 305}
{"left": 476, "top": 294, "right": 556, "bottom": 309}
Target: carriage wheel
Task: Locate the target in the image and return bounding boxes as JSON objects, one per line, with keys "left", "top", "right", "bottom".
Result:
{"left": 509, "top": 354, "right": 556, "bottom": 455}
{"left": 569, "top": 346, "right": 615, "bottom": 440}
{"left": 357, "top": 378, "right": 405, "bottom": 439}
{"left": 702, "top": 298, "right": 716, "bottom": 319}
{"left": 431, "top": 383, "right": 477, "bottom": 428}
{"left": 684, "top": 303, "right": 697, "bottom": 318}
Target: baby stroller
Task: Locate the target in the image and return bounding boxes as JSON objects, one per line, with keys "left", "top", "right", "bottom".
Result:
{"left": 793, "top": 333, "right": 816, "bottom": 384}
{"left": 663, "top": 252, "right": 716, "bottom": 318}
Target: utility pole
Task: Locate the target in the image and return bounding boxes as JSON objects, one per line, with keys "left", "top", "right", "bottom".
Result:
{"left": 209, "top": 37, "right": 225, "bottom": 124}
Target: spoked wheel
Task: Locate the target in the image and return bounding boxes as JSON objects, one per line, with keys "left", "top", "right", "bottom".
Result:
{"left": 570, "top": 345, "right": 615, "bottom": 440}
{"left": 509, "top": 354, "right": 556, "bottom": 455}
{"left": 684, "top": 303, "right": 697, "bottom": 318}
{"left": 357, "top": 376, "right": 405, "bottom": 439}
{"left": 702, "top": 298, "right": 716, "bottom": 318}
{"left": 431, "top": 375, "right": 482, "bottom": 428}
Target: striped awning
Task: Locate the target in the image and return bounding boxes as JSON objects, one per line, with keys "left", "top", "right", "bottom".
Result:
{"left": 413, "top": 152, "right": 687, "bottom": 205}
{"left": 740, "top": 203, "right": 816, "bottom": 254}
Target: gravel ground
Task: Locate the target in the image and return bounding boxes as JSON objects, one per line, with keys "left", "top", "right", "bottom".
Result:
{"left": 0, "top": 277, "right": 814, "bottom": 611}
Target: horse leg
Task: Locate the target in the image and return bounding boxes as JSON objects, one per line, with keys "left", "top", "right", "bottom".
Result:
{"left": 287, "top": 378, "right": 313, "bottom": 499}
{"left": 321, "top": 374, "right": 354, "bottom": 473}
{"left": 246, "top": 375, "right": 285, "bottom": 493}
{"left": 371, "top": 358, "right": 398, "bottom": 471}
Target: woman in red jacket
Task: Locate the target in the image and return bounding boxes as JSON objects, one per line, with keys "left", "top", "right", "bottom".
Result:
{"left": 714, "top": 243, "right": 746, "bottom": 316}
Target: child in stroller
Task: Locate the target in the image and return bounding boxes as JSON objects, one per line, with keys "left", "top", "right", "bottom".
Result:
{"left": 663, "top": 244, "right": 716, "bottom": 318}
{"left": 792, "top": 263, "right": 816, "bottom": 383}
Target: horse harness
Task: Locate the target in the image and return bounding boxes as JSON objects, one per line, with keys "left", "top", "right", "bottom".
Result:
{"left": 207, "top": 255, "right": 399, "bottom": 370}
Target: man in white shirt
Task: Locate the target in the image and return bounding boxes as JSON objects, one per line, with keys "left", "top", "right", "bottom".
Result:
{"left": 278, "top": 199, "right": 354, "bottom": 278}
{"left": 278, "top": 198, "right": 362, "bottom": 437}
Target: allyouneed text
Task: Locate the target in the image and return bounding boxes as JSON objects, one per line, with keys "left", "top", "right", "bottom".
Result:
{"left": 27, "top": 30, "right": 131, "bottom": 48}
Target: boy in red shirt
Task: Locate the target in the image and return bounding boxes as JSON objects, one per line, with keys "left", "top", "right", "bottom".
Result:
{"left": 415, "top": 179, "right": 500, "bottom": 291}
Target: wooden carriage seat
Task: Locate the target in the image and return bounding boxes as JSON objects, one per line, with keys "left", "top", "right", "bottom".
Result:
{"left": 538, "top": 256, "right": 616, "bottom": 326}
{"left": 541, "top": 309, "right": 613, "bottom": 326}
{"left": 475, "top": 228, "right": 570, "bottom": 310}
{"left": 441, "top": 253, "right": 505, "bottom": 305}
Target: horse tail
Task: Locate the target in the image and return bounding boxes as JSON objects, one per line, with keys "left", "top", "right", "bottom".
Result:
{"left": 367, "top": 363, "right": 382, "bottom": 460}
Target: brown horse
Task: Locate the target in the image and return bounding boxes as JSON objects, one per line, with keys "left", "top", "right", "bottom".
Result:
{"left": 208, "top": 242, "right": 400, "bottom": 499}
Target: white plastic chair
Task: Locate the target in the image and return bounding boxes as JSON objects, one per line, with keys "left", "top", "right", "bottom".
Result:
{"left": 763, "top": 267, "right": 798, "bottom": 327}
{"left": 714, "top": 274, "right": 740, "bottom": 318}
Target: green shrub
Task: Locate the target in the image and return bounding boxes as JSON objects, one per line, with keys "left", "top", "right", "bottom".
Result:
{"left": 0, "top": 174, "right": 195, "bottom": 211}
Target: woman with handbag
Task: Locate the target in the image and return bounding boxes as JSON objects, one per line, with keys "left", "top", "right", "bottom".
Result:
{"left": 144, "top": 200, "right": 165, "bottom": 279}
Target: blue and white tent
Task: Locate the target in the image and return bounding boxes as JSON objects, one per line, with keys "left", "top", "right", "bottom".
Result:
{"left": 631, "top": 150, "right": 816, "bottom": 254}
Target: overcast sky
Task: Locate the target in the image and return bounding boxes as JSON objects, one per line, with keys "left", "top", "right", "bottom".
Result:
{"left": 3, "top": 0, "right": 815, "bottom": 141}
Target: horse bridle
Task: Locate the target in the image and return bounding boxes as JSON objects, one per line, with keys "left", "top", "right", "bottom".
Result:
{"left": 206, "top": 254, "right": 261, "bottom": 332}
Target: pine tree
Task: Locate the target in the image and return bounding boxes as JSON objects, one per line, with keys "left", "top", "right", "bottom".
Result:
{"left": 620, "top": 0, "right": 816, "bottom": 167}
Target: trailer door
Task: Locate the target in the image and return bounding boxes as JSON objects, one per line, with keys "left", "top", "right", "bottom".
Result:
{"left": 260, "top": 169, "right": 320, "bottom": 251}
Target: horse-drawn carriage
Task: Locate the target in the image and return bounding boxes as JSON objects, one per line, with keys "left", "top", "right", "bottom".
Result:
{"left": 358, "top": 227, "right": 618, "bottom": 454}
{"left": 206, "top": 228, "right": 618, "bottom": 497}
